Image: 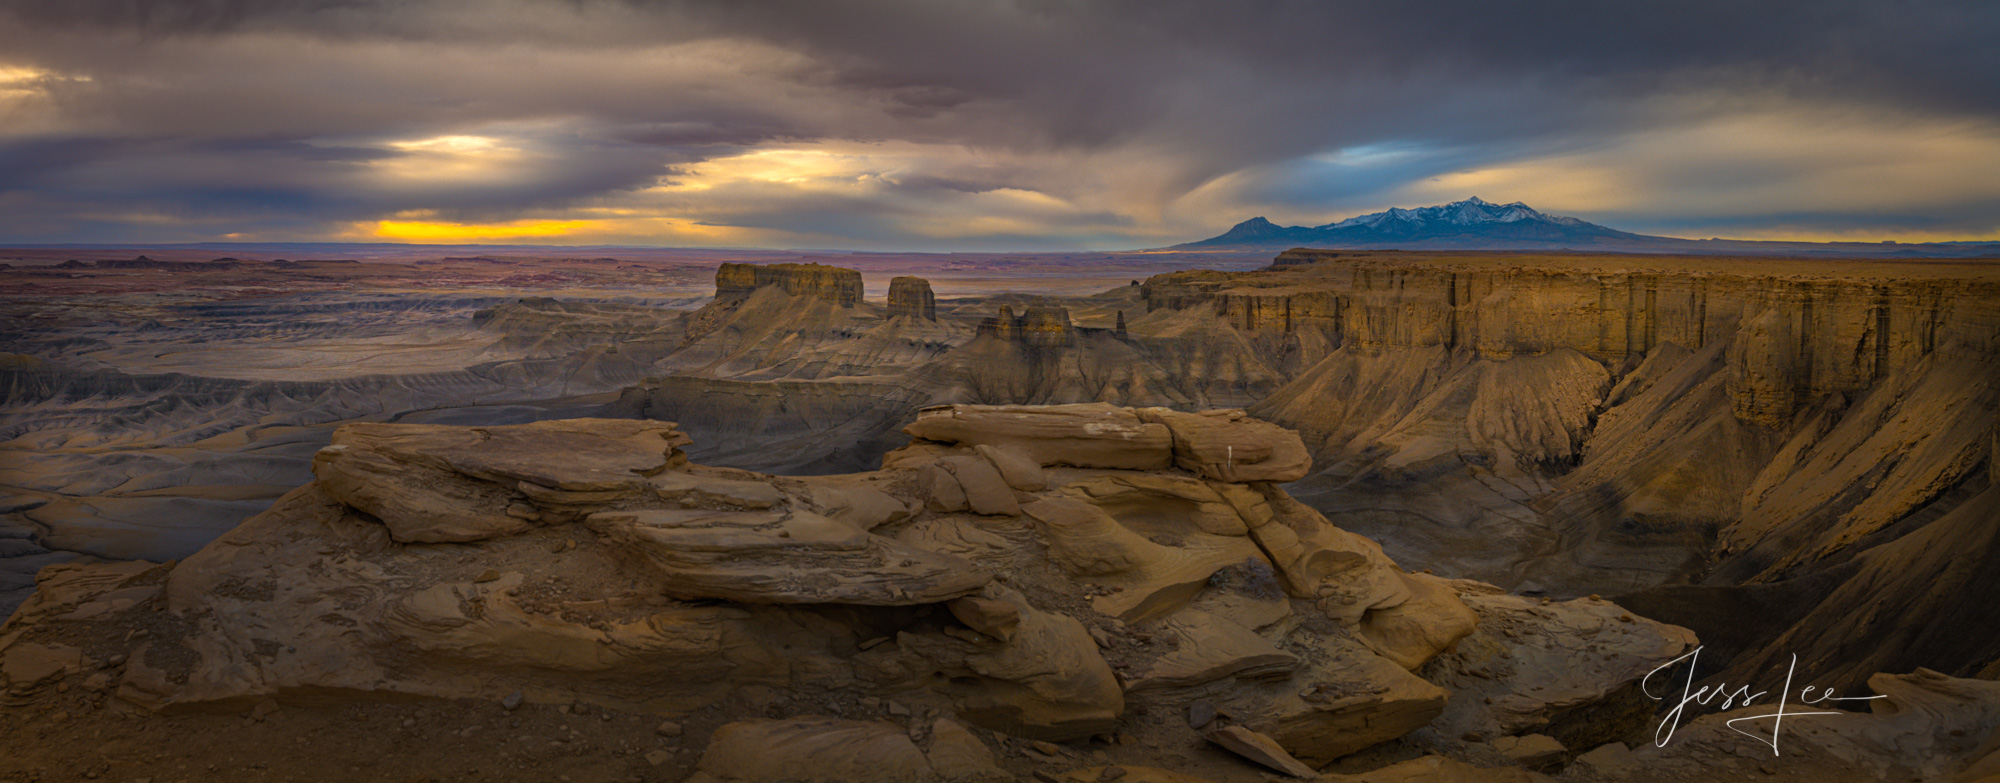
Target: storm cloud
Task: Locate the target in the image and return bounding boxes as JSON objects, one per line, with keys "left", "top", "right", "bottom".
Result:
{"left": 1, "top": 0, "right": 1995, "bottom": 248}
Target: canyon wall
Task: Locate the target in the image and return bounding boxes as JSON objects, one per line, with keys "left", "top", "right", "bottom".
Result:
{"left": 1146, "top": 250, "right": 2000, "bottom": 691}
{"left": 1147, "top": 249, "right": 1994, "bottom": 427}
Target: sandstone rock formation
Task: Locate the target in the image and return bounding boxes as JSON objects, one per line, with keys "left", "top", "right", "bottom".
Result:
{"left": 605, "top": 261, "right": 1304, "bottom": 476}
{"left": 889, "top": 276, "right": 939, "bottom": 321}
{"left": 977, "top": 304, "right": 1078, "bottom": 347}
{"left": 0, "top": 407, "right": 1696, "bottom": 777}
{"left": 1149, "top": 251, "right": 2000, "bottom": 696}
{"left": 714, "top": 262, "right": 863, "bottom": 307}
{"left": 1420, "top": 585, "right": 1699, "bottom": 751}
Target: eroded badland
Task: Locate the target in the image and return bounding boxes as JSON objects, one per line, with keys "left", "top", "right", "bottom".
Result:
{"left": 2, "top": 248, "right": 1998, "bottom": 782}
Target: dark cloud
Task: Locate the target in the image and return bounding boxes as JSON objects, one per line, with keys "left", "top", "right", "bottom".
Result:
{"left": 0, "top": 0, "right": 1994, "bottom": 247}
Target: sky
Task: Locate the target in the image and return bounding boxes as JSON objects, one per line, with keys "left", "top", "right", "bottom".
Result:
{"left": 0, "top": 0, "right": 1997, "bottom": 250}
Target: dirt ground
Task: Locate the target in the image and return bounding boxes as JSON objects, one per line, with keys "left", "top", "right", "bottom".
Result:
{"left": 0, "top": 671, "right": 1358, "bottom": 783}
{"left": 0, "top": 685, "right": 708, "bottom": 783}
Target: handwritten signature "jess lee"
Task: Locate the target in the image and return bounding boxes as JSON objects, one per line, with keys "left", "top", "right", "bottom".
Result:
{"left": 1642, "top": 646, "right": 1885, "bottom": 756}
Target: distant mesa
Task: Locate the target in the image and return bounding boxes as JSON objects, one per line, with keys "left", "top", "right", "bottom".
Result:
{"left": 887, "top": 276, "right": 937, "bottom": 321}
{"left": 271, "top": 258, "right": 360, "bottom": 267}
{"left": 53, "top": 255, "right": 247, "bottom": 272}
{"left": 714, "top": 262, "right": 863, "bottom": 307}
{"left": 978, "top": 304, "right": 1075, "bottom": 347}
{"left": 680, "top": 261, "right": 876, "bottom": 347}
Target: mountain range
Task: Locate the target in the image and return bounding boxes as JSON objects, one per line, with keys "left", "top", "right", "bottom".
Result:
{"left": 1175, "top": 197, "right": 2000, "bottom": 258}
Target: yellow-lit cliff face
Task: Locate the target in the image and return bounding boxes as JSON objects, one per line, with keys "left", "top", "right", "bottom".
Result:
{"left": 1146, "top": 250, "right": 2000, "bottom": 691}
{"left": 886, "top": 276, "right": 938, "bottom": 321}
{"left": 713, "top": 262, "right": 864, "bottom": 307}
{"left": 1147, "top": 249, "right": 1999, "bottom": 426}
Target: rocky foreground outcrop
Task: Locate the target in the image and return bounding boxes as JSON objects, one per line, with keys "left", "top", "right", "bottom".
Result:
{"left": 3, "top": 406, "right": 1706, "bottom": 776}
{"left": 5, "top": 405, "right": 1998, "bottom": 780}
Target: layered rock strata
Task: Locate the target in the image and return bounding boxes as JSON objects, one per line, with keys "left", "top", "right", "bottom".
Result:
{"left": 977, "top": 304, "right": 1077, "bottom": 347}
{"left": 1145, "top": 250, "right": 1999, "bottom": 429}
{"left": 713, "top": 262, "right": 863, "bottom": 307}
{"left": 889, "top": 276, "right": 939, "bottom": 321}
{"left": 610, "top": 264, "right": 1300, "bottom": 475}
{"left": 1, "top": 407, "right": 1693, "bottom": 774}
{"left": 1146, "top": 251, "right": 2000, "bottom": 695}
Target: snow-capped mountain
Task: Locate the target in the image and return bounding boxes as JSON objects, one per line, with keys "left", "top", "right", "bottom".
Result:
{"left": 1323, "top": 197, "right": 1587, "bottom": 229}
{"left": 1178, "top": 197, "right": 1652, "bottom": 250}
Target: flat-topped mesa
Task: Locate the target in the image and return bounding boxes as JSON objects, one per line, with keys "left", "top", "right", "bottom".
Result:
{"left": 976, "top": 304, "right": 1075, "bottom": 347}
{"left": 886, "top": 276, "right": 937, "bottom": 321}
{"left": 1147, "top": 250, "right": 2000, "bottom": 427}
{"left": 56, "top": 256, "right": 247, "bottom": 273}
{"left": 713, "top": 262, "right": 863, "bottom": 307}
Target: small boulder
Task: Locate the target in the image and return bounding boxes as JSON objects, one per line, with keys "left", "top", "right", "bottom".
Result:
{"left": 1203, "top": 725, "right": 1317, "bottom": 778}
{"left": 949, "top": 588, "right": 1024, "bottom": 643}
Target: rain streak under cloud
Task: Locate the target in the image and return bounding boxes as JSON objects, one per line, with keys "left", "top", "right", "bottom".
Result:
{"left": 0, "top": 0, "right": 1997, "bottom": 249}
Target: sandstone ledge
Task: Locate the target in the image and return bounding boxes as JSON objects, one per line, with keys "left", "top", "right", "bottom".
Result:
{"left": 4, "top": 408, "right": 1698, "bottom": 775}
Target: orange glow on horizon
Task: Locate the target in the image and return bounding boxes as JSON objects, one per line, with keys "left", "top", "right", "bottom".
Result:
{"left": 373, "top": 219, "right": 596, "bottom": 240}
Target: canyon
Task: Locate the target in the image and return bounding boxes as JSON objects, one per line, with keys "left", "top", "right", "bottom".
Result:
{"left": 3, "top": 247, "right": 1998, "bottom": 780}
{"left": 602, "top": 250, "right": 2000, "bottom": 696}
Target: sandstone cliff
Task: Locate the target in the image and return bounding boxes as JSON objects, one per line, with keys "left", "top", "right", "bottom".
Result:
{"left": 1, "top": 408, "right": 1704, "bottom": 778}
{"left": 713, "top": 262, "right": 863, "bottom": 307}
{"left": 976, "top": 304, "right": 1077, "bottom": 347}
{"left": 889, "top": 276, "right": 938, "bottom": 321}
{"left": 1147, "top": 250, "right": 2000, "bottom": 694}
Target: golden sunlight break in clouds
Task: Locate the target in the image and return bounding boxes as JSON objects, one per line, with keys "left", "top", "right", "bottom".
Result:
{"left": 0, "top": 2, "right": 1995, "bottom": 248}
{"left": 372, "top": 219, "right": 596, "bottom": 241}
